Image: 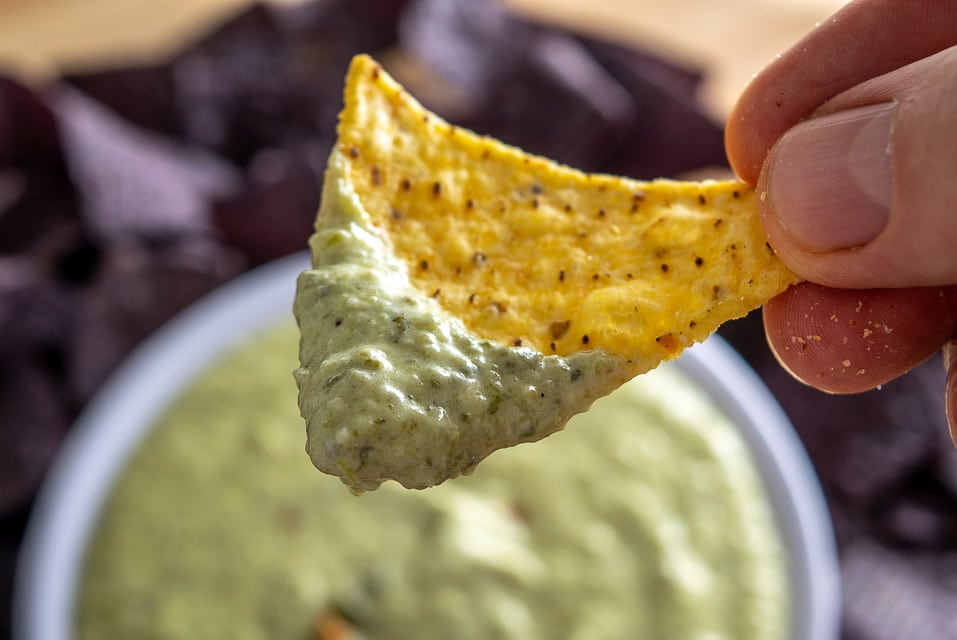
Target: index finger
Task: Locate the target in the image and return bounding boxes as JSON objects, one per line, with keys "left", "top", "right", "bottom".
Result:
{"left": 725, "top": 0, "right": 957, "bottom": 184}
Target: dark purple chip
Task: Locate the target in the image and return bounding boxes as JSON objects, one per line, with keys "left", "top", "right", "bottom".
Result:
{"left": 67, "top": 240, "right": 246, "bottom": 403}
{"left": 0, "top": 264, "right": 75, "bottom": 614}
{"left": 0, "top": 261, "right": 78, "bottom": 460}
{"left": 52, "top": 86, "right": 240, "bottom": 243}
{"left": 0, "top": 76, "right": 60, "bottom": 163}
{"left": 170, "top": 3, "right": 312, "bottom": 164}
{"left": 579, "top": 38, "right": 704, "bottom": 106}
{"left": 0, "top": 365, "right": 69, "bottom": 513}
{"left": 930, "top": 421, "right": 957, "bottom": 499}
{"left": 213, "top": 145, "right": 322, "bottom": 266}
{"left": 584, "top": 40, "right": 728, "bottom": 178}
{"left": 0, "top": 528, "right": 20, "bottom": 637}
{"left": 0, "top": 258, "right": 75, "bottom": 366}
{"left": 64, "top": 64, "right": 182, "bottom": 139}
{"left": 399, "top": 0, "right": 533, "bottom": 100}
{"left": 399, "top": 0, "right": 635, "bottom": 171}
{"left": 399, "top": 0, "right": 727, "bottom": 177}
{"left": 871, "top": 463, "right": 957, "bottom": 549}
{"left": 0, "top": 165, "right": 79, "bottom": 257}
{"left": 278, "top": 0, "right": 409, "bottom": 143}
{"left": 841, "top": 541, "right": 957, "bottom": 640}
{"left": 0, "top": 78, "right": 78, "bottom": 257}
{"left": 277, "top": 0, "right": 409, "bottom": 53}
{"left": 468, "top": 35, "right": 637, "bottom": 171}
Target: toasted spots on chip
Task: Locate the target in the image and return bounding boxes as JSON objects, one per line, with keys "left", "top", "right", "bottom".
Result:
{"left": 337, "top": 54, "right": 798, "bottom": 375}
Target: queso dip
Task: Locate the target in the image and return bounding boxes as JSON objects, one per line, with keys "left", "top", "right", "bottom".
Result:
{"left": 76, "top": 323, "right": 788, "bottom": 640}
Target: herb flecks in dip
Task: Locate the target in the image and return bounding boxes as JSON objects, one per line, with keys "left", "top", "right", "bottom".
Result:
{"left": 294, "top": 151, "right": 629, "bottom": 492}
{"left": 77, "top": 323, "right": 789, "bottom": 640}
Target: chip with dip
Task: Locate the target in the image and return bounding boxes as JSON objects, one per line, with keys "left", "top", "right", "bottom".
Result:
{"left": 294, "top": 54, "right": 799, "bottom": 492}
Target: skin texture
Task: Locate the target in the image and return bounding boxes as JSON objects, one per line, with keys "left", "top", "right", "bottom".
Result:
{"left": 724, "top": 0, "right": 957, "bottom": 440}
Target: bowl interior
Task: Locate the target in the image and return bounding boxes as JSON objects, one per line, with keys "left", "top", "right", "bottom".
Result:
{"left": 14, "top": 252, "right": 840, "bottom": 640}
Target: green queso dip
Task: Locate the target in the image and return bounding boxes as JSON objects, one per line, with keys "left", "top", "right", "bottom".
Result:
{"left": 76, "top": 322, "right": 788, "bottom": 640}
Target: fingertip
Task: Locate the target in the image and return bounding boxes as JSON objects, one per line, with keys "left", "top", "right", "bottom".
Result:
{"left": 763, "top": 285, "right": 878, "bottom": 394}
{"left": 764, "top": 283, "right": 957, "bottom": 394}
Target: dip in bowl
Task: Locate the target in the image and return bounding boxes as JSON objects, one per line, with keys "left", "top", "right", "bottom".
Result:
{"left": 14, "top": 253, "right": 840, "bottom": 640}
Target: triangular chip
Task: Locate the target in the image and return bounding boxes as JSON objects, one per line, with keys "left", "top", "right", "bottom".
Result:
{"left": 294, "top": 54, "right": 798, "bottom": 492}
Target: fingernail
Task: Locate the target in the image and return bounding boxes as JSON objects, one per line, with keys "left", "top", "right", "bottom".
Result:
{"left": 946, "top": 339, "right": 957, "bottom": 447}
{"left": 765, "top": 102, "right": 895, "bottom": 252}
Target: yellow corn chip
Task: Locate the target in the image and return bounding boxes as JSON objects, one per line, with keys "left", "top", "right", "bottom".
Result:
{"left": 337, "top": 54, "right": 796, "bottom": 373}
{"left": 294, "top": 54, "right": 799, "bottom": 492}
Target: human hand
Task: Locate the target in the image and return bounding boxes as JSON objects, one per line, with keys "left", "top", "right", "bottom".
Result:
{"left": 724, "top": 0, "right": 957, "bottom": 440}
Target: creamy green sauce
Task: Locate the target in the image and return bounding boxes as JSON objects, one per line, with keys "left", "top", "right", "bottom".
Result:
{"left": 295, "top": 150, "right": 629, "bottom": 492}
{"left": 77, "top": 322, "right": 788, "bottom": 640}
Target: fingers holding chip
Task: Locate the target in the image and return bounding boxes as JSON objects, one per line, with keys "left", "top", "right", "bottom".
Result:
{"left": 294, "top": 55, "right": 800, "bottom": 491}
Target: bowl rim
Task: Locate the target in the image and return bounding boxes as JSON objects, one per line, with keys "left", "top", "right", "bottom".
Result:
{"left": 13, "top": 251, "right": 841, "bottom": 640}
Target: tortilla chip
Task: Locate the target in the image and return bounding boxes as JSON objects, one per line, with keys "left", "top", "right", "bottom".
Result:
{"left": 335, "top": 54, "right": 797, "bottom": 377}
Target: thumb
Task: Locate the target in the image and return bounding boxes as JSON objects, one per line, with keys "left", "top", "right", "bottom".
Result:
{"left": 758, "top": 45, "right": 957, "bottom": 289}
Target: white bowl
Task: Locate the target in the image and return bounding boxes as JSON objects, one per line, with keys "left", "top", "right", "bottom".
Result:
{"left": 13, "top": 252, "right": 841, "bottom": 640}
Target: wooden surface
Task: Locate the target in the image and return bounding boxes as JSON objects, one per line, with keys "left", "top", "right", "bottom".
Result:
{"left": 0, "top": 0, "right": 846, "bottom": 116}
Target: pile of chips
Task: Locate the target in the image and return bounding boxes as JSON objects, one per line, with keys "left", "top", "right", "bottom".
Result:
{"left": 1, "top": 1, "right": 955, "bottom": 638}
